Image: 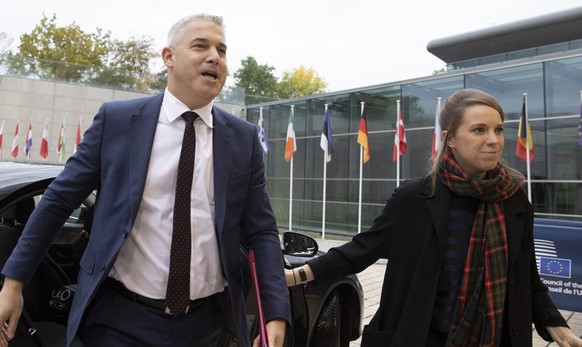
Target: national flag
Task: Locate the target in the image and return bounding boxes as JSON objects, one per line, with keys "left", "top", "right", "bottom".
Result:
{"left": 11, "top": 122, "right": 19, "bottom": 158}
{"left": 57, "top": 119, "right": 66, "bottom": 162}
{"left": 539, "top": 257, "right": 571, "bottom": 278}
{"left": 432, "top": 97, "right": 442, "bottom": 160}
{"left": 357, "top": 107, "right": 370, "bottom": 163}
{"left": 25, "top": 120, "right": 33, "bottom": 160}
{"left": 257, "top": 110, "right": 269, "bottom": 155}
{"left": 393, "top": 109, "right": 407, "bottom": 162}
{"left": 0, "top": 120, "right": 4, "bottom": 157}
{"left": 516, "top": 97, "right": 534, "bottom": 162}
{"left": 284, "top": 109, "right": 296, "bottom": 162}
{"left": 577, "top": 103, "right": 582, "bottom": 148}
{"left": 74, "top": 119, "right": 81, "bottom": 153}
{"left": 320, "top": 106, "right": 333, "bottom": 163}
{"left": 40, "top": 121, "right": 49, "bottom": 159}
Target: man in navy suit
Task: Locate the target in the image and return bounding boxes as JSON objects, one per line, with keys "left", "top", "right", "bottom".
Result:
{"left": 0, "top": 14, "right": 289, "bottom": 347}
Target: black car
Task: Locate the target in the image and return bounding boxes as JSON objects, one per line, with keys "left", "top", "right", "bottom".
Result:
{"left": 0, "top": 161, "right": 363, "bottom": 347}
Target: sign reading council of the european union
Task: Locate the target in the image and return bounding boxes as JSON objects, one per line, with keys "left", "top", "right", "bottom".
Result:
{"left": 534, "top": 218, "right": 582, "bottom": 311}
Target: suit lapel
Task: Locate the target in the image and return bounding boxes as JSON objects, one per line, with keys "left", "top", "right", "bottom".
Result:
{"left": 128, "top": 94, "right": 163, "bottom": 221}
{"left": 212, "top": 107, "right": 233, "bottom": 235}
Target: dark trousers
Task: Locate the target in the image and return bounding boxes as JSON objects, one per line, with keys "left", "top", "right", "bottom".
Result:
{"left": 83, "top": 283, "right": 225, "bottom": 347}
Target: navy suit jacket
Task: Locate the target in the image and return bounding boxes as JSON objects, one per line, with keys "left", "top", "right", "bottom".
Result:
{"left": 3, "top": 94, "right": 290, "bottom": 347}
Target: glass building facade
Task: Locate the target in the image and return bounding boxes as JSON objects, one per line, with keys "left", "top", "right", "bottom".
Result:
{"left": 247, "top": 54, "right": 582, "bottom": 238}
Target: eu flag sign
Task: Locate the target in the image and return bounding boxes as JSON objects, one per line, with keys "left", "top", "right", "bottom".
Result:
{"left": 539, "top": 257, "right": 571, "bottom": 278}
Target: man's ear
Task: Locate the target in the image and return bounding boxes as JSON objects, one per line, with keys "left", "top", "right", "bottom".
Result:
{"left": 162, "top": 47, "right": 174, "bottom": 68}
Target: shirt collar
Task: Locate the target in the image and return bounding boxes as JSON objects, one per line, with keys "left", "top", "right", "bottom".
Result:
{"left": 161, "top": 88, "right": 214, "bottom": 128}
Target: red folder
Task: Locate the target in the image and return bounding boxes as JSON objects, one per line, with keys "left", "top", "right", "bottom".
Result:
{"left": 248, "top": 249, "right": 269, "bottom": 347}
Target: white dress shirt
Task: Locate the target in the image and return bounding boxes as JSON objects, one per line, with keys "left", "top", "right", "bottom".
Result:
{"left": 110, "top": 89, "right": 226, "bottom": 300}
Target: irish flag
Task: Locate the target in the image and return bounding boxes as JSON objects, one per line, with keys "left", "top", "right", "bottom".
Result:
{"left": 284, "top": 109, "right": 296, "bottom": 162}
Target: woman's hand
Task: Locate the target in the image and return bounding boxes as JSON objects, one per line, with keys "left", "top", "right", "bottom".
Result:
{"left": 284, "top": 269, "right": 296, "bottom": 287}
{"left": 284, "top": 266, "right": 314, "bottom": 287}
{"left": 547, "top": 326, "right": 582, "bottom": 346}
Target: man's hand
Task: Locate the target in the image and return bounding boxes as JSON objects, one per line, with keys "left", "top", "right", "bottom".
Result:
{"left": 0, "top": 277, "right": 25, "bottom": 347}
{"left": 547, "top": 326, "right": 582, "bottom": 347}
{"left": 252, "top": 319, "right": 286, "bottom": 347}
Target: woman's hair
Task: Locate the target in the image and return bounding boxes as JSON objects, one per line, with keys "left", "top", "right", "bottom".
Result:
{"left": 428, "top": 88, "right": 517, "bottom": 192}
{"left": 167, "top": 14, "right": 224, "bottom": 47}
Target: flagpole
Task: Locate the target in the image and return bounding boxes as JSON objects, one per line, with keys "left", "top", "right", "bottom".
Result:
{"left": 358, "top": 102, "right": 365, "bottom": 234}
{"left": 59, "top": 118, "right": 65, "bottom": 163}
{"left": 0, "top": 119, "right": 4, "bottom": 158}
{"left": 289, "top": 105, "right": 295, "bottom": 231}
{"left": 523, "top": 93, "right": 532, "bottom": 202}
{"left": 322, "top": 104, "right": 329, "bottom": 240}
{"left": 396, "top": 100, "right": 402, "bottom": 187}
{"left": 432, "top": 97, "right": 442, "bottom": 160}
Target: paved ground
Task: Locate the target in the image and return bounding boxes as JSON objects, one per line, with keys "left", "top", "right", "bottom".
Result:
{"left": 347, "top": 263, "right": 582, "bottom": 347}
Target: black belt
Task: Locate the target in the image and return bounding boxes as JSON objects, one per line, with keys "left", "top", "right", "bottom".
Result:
{"left": 104, "top": 277, "right": 208, "bottom": 315}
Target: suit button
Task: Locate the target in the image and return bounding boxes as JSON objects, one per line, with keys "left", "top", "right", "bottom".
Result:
{"left": 512, "top": 326, "right": 520, "bottom": 335}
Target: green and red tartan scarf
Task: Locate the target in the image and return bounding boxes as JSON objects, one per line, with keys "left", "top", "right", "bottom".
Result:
{"left": 438, "top": 153, "right": 525, "bottom": 346}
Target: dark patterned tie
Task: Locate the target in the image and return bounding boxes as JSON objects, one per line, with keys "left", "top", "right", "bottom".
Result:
{"left": 166, "top": 111, "right": 198, "bottom": 315}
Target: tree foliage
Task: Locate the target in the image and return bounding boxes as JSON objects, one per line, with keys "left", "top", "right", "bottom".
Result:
{"left": 7, "top": 13, "right": 158, "bottom": 91}
{"left": 3, "top": 15, "right": 330, "bottom": 101}
{"left": 14, "top": 14, "right": 110, "bottom": 81}
{"left": 92, "top": 36, "right": 158, "bottom": 90}
{"left": 233, "top": 56, "right": 279, "bottom": 104}
{"left": 276, "top": 66, "right": 328, "bottom": 99}
{"left": 233, "top": 58, "right": 328, "bottom": 104}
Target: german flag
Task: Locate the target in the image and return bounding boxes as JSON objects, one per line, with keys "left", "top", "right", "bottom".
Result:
{"left": 357, "top": 107, "right": 370, "bottom": 163}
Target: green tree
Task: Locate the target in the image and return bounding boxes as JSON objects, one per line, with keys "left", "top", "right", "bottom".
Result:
{"left": 233, "top": 56, "right": 279, "bottom": 104}
{"left": 148, "top": 70, "right": 168, "bottom": 93}
{"left": 14, "top": 14, "right": 110, "bottom": 81}
{"left": 8, "top": 13, "right": 159, "bottom": 91}
{"left": 276, "top": 66, "right": 328, "bottom": 99}
{"left": 92, "top": 36, "right": 158, "bottom": 91}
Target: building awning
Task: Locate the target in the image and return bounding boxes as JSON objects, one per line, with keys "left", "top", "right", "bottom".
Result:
{"left": 427, "top": 6, "right": 582, "bottom": 64}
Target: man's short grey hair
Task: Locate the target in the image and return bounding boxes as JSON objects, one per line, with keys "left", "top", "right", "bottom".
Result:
{"left": 167, "top": 14, "right": 224, "bottom": 47}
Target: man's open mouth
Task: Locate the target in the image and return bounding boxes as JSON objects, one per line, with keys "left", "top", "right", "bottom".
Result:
{"left": 201, "top": 71, "right": 218, "bottom": 80}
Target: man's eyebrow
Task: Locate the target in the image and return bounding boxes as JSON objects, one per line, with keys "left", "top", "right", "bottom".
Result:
{"left": 189, "top": 37, "right": 209, "bottom": 45}
{"left": 188, "top": 38, "right": 227, "bottom": 50}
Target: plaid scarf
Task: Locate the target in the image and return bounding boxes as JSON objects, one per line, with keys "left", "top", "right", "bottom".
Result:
{"left": 438, "top": 153, "right": 524, "bottom": 347}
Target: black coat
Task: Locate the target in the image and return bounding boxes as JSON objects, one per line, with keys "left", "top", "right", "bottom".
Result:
{"left": 308, "top": 176, "right": 566, "bottom": 347}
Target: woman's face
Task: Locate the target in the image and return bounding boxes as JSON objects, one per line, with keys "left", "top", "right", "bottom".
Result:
{"left": 447, "top": 105, "right": 505, "bottom": 179}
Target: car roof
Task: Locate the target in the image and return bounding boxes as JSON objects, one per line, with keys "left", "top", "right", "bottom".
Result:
{"left": 0, "top": 161, "right": 63, "bottom": 201}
